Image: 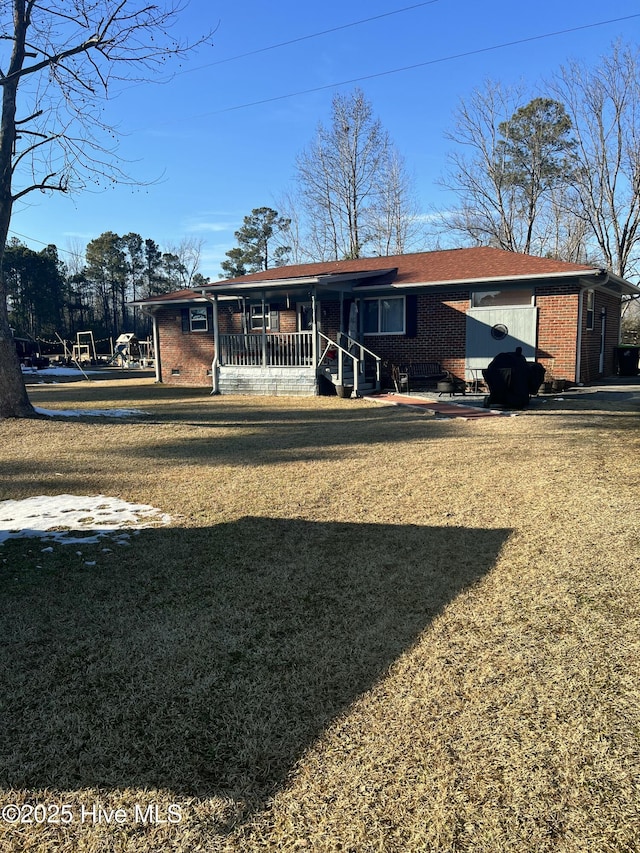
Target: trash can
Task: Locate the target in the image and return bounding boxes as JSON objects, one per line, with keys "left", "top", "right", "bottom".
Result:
{"left": 614, "top": 345, "right": 640, "bottom": 377}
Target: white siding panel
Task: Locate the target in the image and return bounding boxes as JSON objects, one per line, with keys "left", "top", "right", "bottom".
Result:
{"left": 466, "top": 307, "right": 538, "bottom": 378}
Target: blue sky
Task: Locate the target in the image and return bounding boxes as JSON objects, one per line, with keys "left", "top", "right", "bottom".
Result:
{"left": 10, "top": 0, "right": 640, "bottom": 279}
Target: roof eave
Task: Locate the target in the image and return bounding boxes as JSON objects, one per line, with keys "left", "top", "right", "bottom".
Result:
{"left": 355, "top": 268, "right": 605, "bottom": 292}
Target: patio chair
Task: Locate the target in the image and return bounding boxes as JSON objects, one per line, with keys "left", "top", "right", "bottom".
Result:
{"left": 391, "top": 365, "right": 409, "bottom": 393}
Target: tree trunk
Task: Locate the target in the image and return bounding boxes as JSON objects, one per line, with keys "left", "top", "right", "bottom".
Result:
{"left": 0, "top": 325, "right": 36, "bottom": 418}
{"left": 0, "top": 2, "right": 35, "bottom": 418}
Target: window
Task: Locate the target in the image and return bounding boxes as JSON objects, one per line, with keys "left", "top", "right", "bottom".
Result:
{"left": 363, "top": 297, "right": 405, "bottom": 335}
{"left": 471, "top": 288, "right": 533, "bottom": 308}
{"left": 586, "top": 289, "right": 595, "bottom": 330}
{"left": 189, "top": 306, "right": 208, "bottom": 332}
{"left": 250, "top": 304, "right": 271, "bottom": 330}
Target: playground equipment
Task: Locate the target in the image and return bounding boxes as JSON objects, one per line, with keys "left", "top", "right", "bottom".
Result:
{"left": 108, "top": 333, "right": 141, "bottom": 367}
{"left": 72, "top": 331, "right": 97, "bottom": 365}
{"left": 137, "top": 338, "right": 155, "bottom": 367}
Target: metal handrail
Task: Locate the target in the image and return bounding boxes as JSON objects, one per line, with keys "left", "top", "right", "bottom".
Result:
{"left": 318, "top": 331, "right": 382, "bottom": 393}
{"left": 338, "top": 332, "right": 382, "bottom": 390}
{"left": 318, "top": 331, "right": 361, "bottom": 391}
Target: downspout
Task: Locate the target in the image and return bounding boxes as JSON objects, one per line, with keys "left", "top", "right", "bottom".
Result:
{"left": 140, "top": 307, "right": 161, "bottom": 383}
{"left": 338, "top": 291, "right": 345, "bottom": 385}
{"left": 201, "top": 292, "right": 220, "bottom": 394}
{"left": 576, "top": 272, "right": 610, "bottom": 384}
{"left": 576, "top": 288, "right": 585, "bottom": 385}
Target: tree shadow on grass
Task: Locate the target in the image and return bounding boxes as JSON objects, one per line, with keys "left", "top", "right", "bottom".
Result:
{"left": 0, "top": 518, "right": 509, "bottom": 825}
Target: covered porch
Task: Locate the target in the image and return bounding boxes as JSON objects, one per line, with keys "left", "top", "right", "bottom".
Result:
{"left": 203, "top": 271, "right": 390, "bottom": 396}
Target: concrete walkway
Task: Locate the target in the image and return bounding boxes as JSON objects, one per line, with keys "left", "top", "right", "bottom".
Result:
{"left": 363, "top": 391, "right": 508, "bottom": 419}
{"left": 365, "top": 376, "right": 640, "bottom": 418}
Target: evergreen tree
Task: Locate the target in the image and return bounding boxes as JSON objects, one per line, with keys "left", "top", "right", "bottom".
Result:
{"left": 4, "top": 241, "right": 65, "bottom": 338}
{"left": 221, "top": 207, "right": 291, "bottom": 278}
{"left": 441, "top": 86, "right": 580, "bottom": 257}
{"left": 84, "top": 232, "right": 127, "bottom": 338}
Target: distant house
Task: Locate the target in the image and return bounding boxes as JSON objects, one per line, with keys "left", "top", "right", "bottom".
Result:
{"left": 134, "top": 247, "right": 640, "bottom": 395}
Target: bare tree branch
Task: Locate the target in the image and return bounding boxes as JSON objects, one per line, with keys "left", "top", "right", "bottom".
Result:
{"left": 0, "top": 0, "right": 215, "bottom": 419}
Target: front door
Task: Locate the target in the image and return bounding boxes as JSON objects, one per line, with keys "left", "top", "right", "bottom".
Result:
{"left": 465, "top": 306, "right": 538, "bottom": 380}
{"left": 298, "top": 302, "right": 313, "bottom": 332}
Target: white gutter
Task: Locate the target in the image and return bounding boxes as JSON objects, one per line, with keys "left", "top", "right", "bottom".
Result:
{"left": 360, "top": 268, "right": 607, "bottom": 291}
{"left": 200, "top": 291, "right": 220, "bottom": 395}
{"left": 576, "top": 273, "right": 611, "bottom": 383}
{"left": 576, "top": 289, "right": 585, "bottom": 384}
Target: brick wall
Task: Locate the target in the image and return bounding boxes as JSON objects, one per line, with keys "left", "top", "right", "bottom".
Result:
{"left": 579, "top": 289, "right": 621, "bottom": 382}
{"left": 156, "top": 286, "right": 623, "bottom": 391}
{"left": 156, "top": 307, "right": 214, "bottom": 387}
{"left": 363, "top": 292, "right": 468, "bottom": 380}
{"left": 535, "top": 285, "right": 622, "bottom": 383}
{"left": 534, "top": 285, "right": 580, "bottom": 382}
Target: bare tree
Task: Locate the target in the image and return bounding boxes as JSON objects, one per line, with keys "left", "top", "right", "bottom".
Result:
{"left": 165, "top": 236, "right": 206, "bottom": 287}
{"left": 550, "top": 42, "right": 640, "bottom": 278}
{"left": 366, "top": 149, "right": 424, "bottom": 256}
{"left": 439, "top": 81, "right": 525, "bottom": 251}
{"left": 535, "top": 186, "right": 591, "bottom": 264}
{"left": 275, "top": 188, "right": 308, "bottom": 264}
{"left": 0, "top": 1, "right": 212, "bottom": 419}
{"left": 440, "top": 82, "right": 582, "bottom": 258}
{"left": 296, "top": 88, "right": 419, "bottom": 261}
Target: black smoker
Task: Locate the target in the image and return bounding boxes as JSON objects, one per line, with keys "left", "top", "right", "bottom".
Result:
{"left": 482, "top": 347, "right": 545, "bottom": 409}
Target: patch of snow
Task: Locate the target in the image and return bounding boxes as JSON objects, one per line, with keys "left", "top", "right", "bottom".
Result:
{"left": 35, "top": 407, "right": 147, "bottom": 418}
{"left": 0, "top": 494, "right": 171, "bottom": 546}
{"left": 22, "top": 366, "right": 103, "bottom": 377}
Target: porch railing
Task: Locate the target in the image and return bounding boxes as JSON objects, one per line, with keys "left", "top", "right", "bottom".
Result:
{"left": 219, "top": 332, "right": 313, "bottom": 367}
{"left": 218, "top": 330, "right": 381, "bottom": 393}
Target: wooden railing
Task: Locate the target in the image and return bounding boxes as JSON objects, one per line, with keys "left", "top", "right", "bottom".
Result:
{"left": 218, "top": 331, "right": 381, "bottom": 394}
{"left": 219, "top": 332, "right": 313, "bottom": 367}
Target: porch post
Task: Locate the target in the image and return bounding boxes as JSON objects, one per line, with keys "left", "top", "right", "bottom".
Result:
{"left": 150, "top": 309, "right": 161, "bottom": 383}
{"left": 211, "top": 295, "right": 220, "bottom": 394}
{"left": 338, "top": 291, "right": 344, "bottom": 383}
{"left": 261, "top": 291, "right": 267, "bottom": 367}
{"left": 311, "top": 288, "right": 318, "bottom": 368}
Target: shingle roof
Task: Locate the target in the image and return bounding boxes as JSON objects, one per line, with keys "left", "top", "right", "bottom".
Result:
{"left": 206, "top": 246, "right": 599, "bottom": 289}
{"left": 132, "top": 287, "right": 205, "bottom": 304}
{"left": 135, "top": 247, "right": 639, "bottom": 306}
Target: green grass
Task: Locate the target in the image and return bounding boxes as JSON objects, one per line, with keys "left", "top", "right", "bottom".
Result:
{"left": 0, "top": 378, "right": 639, "bottom": 852}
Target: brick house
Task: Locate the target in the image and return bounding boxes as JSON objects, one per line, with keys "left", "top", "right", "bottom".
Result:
{"left": 135, "top": 247, "right": 640, "bottom": 395}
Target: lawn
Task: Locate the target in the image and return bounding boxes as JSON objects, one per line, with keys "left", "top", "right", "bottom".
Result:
{"left": 1, "top": 378, "right": 639, "bottom": 852}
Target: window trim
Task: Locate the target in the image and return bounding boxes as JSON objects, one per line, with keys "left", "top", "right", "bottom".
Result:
{"left": 362, "top": 296, "right": 406, "bottom": 336}
{"left": 249, "top": 303, "right": 271, "bottom": 331}
{"left": 585, "top": 289, "right": 595, "bottom": 331}
{"left": 189, "top": 306, "right": 209, "bottom": 332}
{"left": 470, "top": 288, "right": 535, "bottom": 309}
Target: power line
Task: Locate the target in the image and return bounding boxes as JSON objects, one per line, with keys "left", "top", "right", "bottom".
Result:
{"left": 10, "top": 11, "right": 640, "bottom": 255}
{"left": 195, "top": 13, "right": 640, "bottom": 117}
{"left": 8, "top": 229, "right": 76, "bottom": 258}
{"left": 182, "top": 1, "right": 440, "bottom": 73}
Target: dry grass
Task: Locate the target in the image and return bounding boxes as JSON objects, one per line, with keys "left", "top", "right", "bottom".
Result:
{"left": 1, "top": 378, "right": 639, "bottom": 852}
